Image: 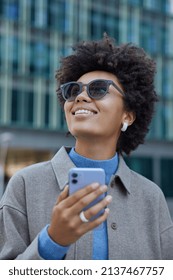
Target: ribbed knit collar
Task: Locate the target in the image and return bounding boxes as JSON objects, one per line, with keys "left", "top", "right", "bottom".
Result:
{"left": 68, "top": 147, "right": 119, "bottom": 185}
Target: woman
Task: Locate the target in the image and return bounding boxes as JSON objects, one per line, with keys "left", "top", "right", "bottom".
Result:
{"left": 0, "top": 35, "right": 173, "bottom": 259}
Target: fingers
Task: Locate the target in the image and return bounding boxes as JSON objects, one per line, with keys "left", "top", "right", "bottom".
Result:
{"left": 76, "top": 207, "right": 110, "bottom": 237}
{"left": 70, "top": 184, "right": 108, "bottom": 213}
{"left": 87, "top": 207, "right": 110, "bottom": 229}
{"left": 58, "top": 183, "right": 111, "bottom": 222}
{"left": 56, "top": 185, "right": 69, "bottom": 204}
{"left": 83, "top": 194, "right": 112, "bottom": 221}
{"left": 60, "top": 182, "right": 101, "bottom": 208}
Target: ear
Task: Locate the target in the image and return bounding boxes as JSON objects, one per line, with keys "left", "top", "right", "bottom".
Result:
{"left": 122, "top": 111, "right": 136, "bottom": 127}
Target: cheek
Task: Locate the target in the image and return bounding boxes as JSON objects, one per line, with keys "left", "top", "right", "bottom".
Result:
{"left": 100, "top": 103, "right": 125, "bottom": 132}
{"left": 64, "top": 113, "right": 72, "bottom": 131}
{"left": 100, "top": 99, "right": 124, "bottom": 119}
{"left": 64, "top": 103, "right": 71, "bottom": 122}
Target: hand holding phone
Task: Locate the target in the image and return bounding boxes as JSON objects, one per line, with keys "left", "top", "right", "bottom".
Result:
{"left": 48, "top": 169, "right": 111, "bottom": 246}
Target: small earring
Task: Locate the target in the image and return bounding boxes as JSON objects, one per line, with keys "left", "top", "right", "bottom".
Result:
{"left": 121, "top": 122, "right": 128, "bottom": 132}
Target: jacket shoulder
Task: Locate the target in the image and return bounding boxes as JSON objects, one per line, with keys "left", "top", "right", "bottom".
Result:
{"left": 129, "top": 168, "right": 165, "bottom": 201}
{"left": 0, "top": 160, "right": 56, "bottom": 210}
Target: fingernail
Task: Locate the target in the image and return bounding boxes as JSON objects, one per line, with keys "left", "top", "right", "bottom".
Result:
{"left": 91, "top": 182, "right": 100, "bottom": 189}
{"left": 100, "top": 185, "right": 108, "bottom": 192}
{"left": 105, "top": 208, "right": 110, "bottom": 214}
{"left": 105, "top": 195, "right": 112, "bottom": 202}
{"left": 64, "top": 185, "right": 69, "bottom": 191}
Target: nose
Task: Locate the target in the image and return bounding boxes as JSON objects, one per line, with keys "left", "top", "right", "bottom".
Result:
{"left": 75, "top": 85, "right": 91, "bottom": 103}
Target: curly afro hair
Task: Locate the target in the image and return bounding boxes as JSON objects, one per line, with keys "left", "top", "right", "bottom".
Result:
{"left": 56, "top": 34, "right": 158, "bottom": 155}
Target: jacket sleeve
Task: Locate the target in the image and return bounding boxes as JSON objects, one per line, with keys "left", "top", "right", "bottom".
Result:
{"left": 0, "top": 173, "right": 43, "bottom": 260}
{"left": 159, "top": 191, "right": 173, "bottom": 259}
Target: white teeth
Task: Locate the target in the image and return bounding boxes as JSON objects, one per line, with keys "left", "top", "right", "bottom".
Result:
{"left": 75, "top": 109, "right": 94, "bottom": 115}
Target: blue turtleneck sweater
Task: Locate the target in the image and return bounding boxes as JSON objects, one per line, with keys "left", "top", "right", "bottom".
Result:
{"left": 38, "top": 148, "right": 118, "bottom": 260}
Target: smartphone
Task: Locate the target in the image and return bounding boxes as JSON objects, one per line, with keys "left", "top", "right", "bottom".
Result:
{"left": 69, "top": 167, "right": 106, "bottom": 221}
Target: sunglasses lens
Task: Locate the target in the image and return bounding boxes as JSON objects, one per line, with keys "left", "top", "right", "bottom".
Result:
{"left": 62, "top": 80, "right": 110, "bottom": 101}
{"left": 89, "top": 80, "right": 108, "bottom": 99}
{"left": 63, "top": 83, "right": 80, "bottom": 101}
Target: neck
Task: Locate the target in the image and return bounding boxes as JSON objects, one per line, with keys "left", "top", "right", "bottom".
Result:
{"left": 75, "top": 138, "right": 117, "bottom": 160}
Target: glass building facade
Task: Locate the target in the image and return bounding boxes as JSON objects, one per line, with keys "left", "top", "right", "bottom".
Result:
{"left": 0, "top": 0, "right": 173, "bottom": 213}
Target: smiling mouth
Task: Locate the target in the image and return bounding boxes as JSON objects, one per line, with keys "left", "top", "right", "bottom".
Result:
{"left": 73, "top": 109, "right": 97, "bottom": 115}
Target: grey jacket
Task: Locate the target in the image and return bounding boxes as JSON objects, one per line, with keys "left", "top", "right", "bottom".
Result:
{"left": 0, "top": 146, "right": 173, "bottom": 260}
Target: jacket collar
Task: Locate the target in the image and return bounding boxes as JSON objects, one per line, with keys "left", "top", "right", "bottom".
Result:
{"left": 114, "top": 155, "right": 131, "bottom": 194}
{"left": 51, "top": 146, "right": 131, "bottom": 194}
{"left": 51, "top": 146, "right": 75, "bottom": 190}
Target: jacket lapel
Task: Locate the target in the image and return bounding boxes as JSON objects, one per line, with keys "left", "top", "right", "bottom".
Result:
{"left": 51, "top": 146, "right": 75, "bottom": 190}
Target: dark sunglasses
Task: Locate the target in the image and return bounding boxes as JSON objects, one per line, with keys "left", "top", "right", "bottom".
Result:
{"left": 60, "top": 79, "right": 125, "bottom": 101}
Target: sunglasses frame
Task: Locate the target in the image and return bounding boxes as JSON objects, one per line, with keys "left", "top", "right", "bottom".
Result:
{"left": 60, "top": 79, "right": 125, "bottom": 101}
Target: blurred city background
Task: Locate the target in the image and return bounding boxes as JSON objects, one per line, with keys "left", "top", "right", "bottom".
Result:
{"left": 0, "top": 0, "right": 173, "bottom": 217}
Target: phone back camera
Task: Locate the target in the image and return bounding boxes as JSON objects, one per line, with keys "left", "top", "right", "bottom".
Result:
{"left": 72, "top": 173, "right": 78, "bottom": 178}
{"left": 72, "top": 179, "right": 78, "bottom": 184}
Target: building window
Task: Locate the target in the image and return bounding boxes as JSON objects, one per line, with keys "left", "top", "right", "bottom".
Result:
{"left": 161, "top": 60, "right": 173, "bottom": 140}
{"left": 11, "top": 89, "right": 19, "bottom": 122}
{"left": 161, "top": 101, "right": 173, "bottom": 140}
{"left": 2, "top": 0, "right": 19, "bottom": 21}
{"left": 8, "top": 36, "right": 19, "bottom": 72}
{"left": 128, "top": 0, "right": 140, "bottom": 6}
{"left": 152, "top": 102, "right": 164, "bottom": 139}
{"left": 0, "top": 87, "right": 2, "bottom": 122}
{"left": 48, "top": 0, "right": 66, "bottom": 30}
{"left": 0, "top": 35, "right": 2, "bottom": 69}
{"left": 106, "top": 15, "right": 119, "bottom": 40}
{"left": 162, "top": 60, "right": 172, "bottom": 99}
{"left": 164, "top": 0, "right": 173, "bottom": 15}
{"left": 127, "top": 7, "right": 137, "bottom": 42}
{"left": 30, "top": 0, "right": 48, "bottom": 28}
{"left": 11, "top": 90, "right": 34, "bottom": 126}
{"left": 143, "top": 0, "right": 161, "bottom": 11}
{"left": 90, "top": 6, "right": 119, "bottom": 40}
{"left": 24, "top": 91, "right": 34, "bottom": 125}
{"left": 29, "top": 41, "right": 50, "bottom": 76}
{"left": 163, "top": 19, "right": 173, "bottom": 56}
{"left": 125, "top": 157, "right": 153, "bottom": 181}
{"left": 140, "top": 14, "right": 159, "bottom": 55}
{"left": 90, "top": 9, "right": 104, "bottom": 39}
{"left": 44, "top": 93, "right": 50, "bottom": 127}
{"left": 161, "top": 159, "right": 173, "bottom": 197}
